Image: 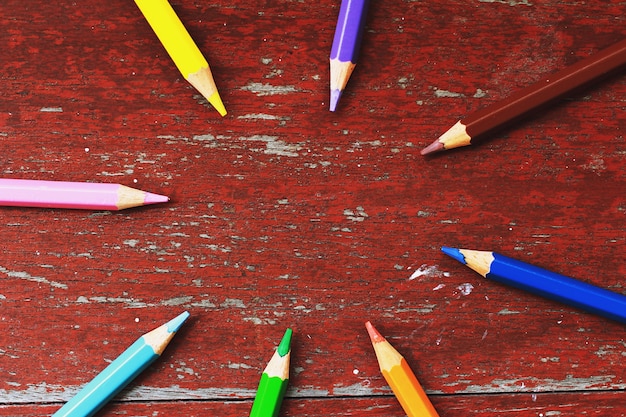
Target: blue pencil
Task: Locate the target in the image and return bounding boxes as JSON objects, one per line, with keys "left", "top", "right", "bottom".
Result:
{"left": 442, "top": 247, "right": 626, "bottom": 324}
{"left": 52, "top": 311, "right": 190, "bottom": 417}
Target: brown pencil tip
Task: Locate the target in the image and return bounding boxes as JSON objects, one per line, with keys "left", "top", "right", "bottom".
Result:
{"left": 420, "top": 140, "right": 444, "bottom": 156}
{"left": 365, "top": 321, "right": 385, "bottom": 344}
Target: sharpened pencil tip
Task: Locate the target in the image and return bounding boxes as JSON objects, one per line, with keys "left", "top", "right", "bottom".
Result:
{"left": 208, "top": 91, "right": 227, "bottom": 117}
{"left": 277, "top": 328, "right": 293, "bottom": 357}
{"left": 143, "top": 192, "right": 170, "bottom": 205}
{"left": 365, "top": 321, "right": 385, "bottom": 344}
{"left": 166, "top": 311, "right": 190, "bottom": 333}
{"left": 420, "top": 140, "right": 444, "bottom": 156}
{"left": 441, "top": 246, "right": 467, "bottom": 265}
{"left": 329, "top": 89, "right": 342, "bottom": 112}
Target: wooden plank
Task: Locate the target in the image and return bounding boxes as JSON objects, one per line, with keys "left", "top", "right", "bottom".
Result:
{"left": 0, "top": 0, "right": 624, "bottom": 415}
{"left": 2, "top": 392, "right": 626, "bottom": 417}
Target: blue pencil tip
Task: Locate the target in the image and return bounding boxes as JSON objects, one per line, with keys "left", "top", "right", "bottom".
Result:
{"left": 166, "top": 311, "right": 190, "bottom": 333}
{"left": 329, "top": 89, "right": 342, "bottom": 112}
{"left": 441, "top": 246, "right": 467, "bottom": 265}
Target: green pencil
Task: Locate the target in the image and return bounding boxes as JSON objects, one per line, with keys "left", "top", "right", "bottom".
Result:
{"left": 249, "top": 328, "right": 292, "bottom": 417}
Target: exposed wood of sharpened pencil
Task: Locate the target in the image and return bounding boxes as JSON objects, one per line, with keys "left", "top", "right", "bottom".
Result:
{"left": 421, "top": 38, "right": 626, "bottom": 155}
{"left": 365, "top": 322, "right": 440, "bottom": 417}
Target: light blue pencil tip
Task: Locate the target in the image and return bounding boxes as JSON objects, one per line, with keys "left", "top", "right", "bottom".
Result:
{"left": 441, "top": 246, "right": 467, "bottom": 265}
{"left": 166, "top": 311, "right": 190, "bottom": 333}
{"left": 329, "top": 89, "right": 342, "bottom": 112}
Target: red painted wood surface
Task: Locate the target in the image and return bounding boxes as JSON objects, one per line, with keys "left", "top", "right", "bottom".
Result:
{"left": 1, "top": 0, "right": 624, "bottom": 416}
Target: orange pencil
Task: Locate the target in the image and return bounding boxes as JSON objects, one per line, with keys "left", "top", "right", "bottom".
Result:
{"left": 365, "top": 321, "right": 440, "bottom": 417}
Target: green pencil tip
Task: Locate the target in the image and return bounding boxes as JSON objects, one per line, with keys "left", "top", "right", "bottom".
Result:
{"left": 166, "top": 311, "right": 190, "bottom": 333}
{"left": 441, "top": 246, "right": 467, "bottom": 265}
{"left": 277, "top": 328, "right": 292, "bottom": 357}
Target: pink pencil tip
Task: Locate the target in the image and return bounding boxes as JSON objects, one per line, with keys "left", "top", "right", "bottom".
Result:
{"left": 144, "top": 192, "right": 169, "bottom": 205}
{"left": 420, "top": 140, "right": 444, "bottom": 156}
{"left": 365, "top": 321, "right": 385, "bottom": 343}
{"left": 329, "top": 89, "right": 342, "bottom": 112}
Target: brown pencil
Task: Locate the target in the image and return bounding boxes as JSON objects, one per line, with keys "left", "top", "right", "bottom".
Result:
{"left": 421, "top": 38, "right": 626, "bottom": 155}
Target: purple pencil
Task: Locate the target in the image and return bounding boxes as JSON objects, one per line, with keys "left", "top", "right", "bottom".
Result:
{"left": 0, "top": 178, "right": 169, "bottom": 210}
{"left": 329, "top": 0, "right": 370, "bottom": 111}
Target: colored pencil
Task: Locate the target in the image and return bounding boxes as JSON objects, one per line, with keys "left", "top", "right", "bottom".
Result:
{"left": 329, "top": 0, "right": 370, "bottom": 111}
{"left": 52, "top": 311, "right": 190, "bottom": 417}
{"left": 421, "top": 38, "right": 626, "bottom": 155}
{"left": 134, "top": 0, "right": 227, "bottom": 116}
{"left": 0, "top": 178, "right": 168, "bottom": 210}
{"left": 249, "top": 328, "right": 292, "bottom": 417}
{"left": 442, "top": 247, "right": 626, "bottom": 324}
{"left": 365, "top": 322, "right": 440, "bottom": 417}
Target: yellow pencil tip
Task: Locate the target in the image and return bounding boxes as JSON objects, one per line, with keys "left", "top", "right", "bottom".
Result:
{"left": 208, "top": 91, "right": 227, "bottom": 117}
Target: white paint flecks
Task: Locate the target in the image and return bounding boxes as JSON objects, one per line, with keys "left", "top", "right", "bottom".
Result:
{"left": 87, "top": 296, "right": 148, "bottom": 308}
{"left": 220, "top": 298, "right": 246, "bottom": 308}
{"left": 408, "top": 264, "right": 450, "bottom": 281}
{"left": 434, "top": 89, "right": 464, "bottom": 98}
{"left": 237, "top": 113, "right": 290, "bottom": 122}
{"left": 240, "top": 82, "right": 298, "bottom": 96}
{"left": 39, "top": 107, "right": 63, "bottom": 112}
{"left": 478, "top": 0, "right": 532, "bottom": 5}
{"left": 461, "top": 374, "right": 623, "bottom": 394}
{"left": 457, "top": 282, "right": 474, "bottom": 296}
{"left": 409, "top": 264, "right": 439, "bottom": 280}
{"left": 332, "top": 382, "right": 380, "bottom": 396}
{"left": 582, "top": 156, "right": 607, "bottom": 174}
{"left": 239, "top": 135, "right": 301, "bottom": 157}
{"left": 0, "top": 266, "right": 67, "bottom": 289}
{"left": 344, "top": 207, "right": 368, "bottom": 222}
{"left": 161, "top": 296, "right": 193, "bottom": 306}
{"left": 226, "top": 362, "right": 253, "bottom": 370}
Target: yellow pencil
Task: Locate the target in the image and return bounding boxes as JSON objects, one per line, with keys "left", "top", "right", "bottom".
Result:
{"left": 365, "top": 321, "right": 440, "bottom": 417}
{"left": 134, "top": 0, "right": 226, "bottom": 116}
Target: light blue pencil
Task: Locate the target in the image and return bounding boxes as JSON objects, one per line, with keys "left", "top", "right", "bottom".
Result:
{"left": 52, "top": 311, "right": 190, "bottom": 417}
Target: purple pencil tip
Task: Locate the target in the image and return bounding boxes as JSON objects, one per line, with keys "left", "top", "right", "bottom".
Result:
{"left": 144, "top": 192, "right": 169, "bottom": 205}
{"left": 329, "top": 89, "right": 342, "bottom": 112}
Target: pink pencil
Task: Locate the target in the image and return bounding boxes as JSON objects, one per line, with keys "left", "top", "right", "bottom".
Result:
{"left": 0, "top": 178, "right": 169, "bottom": 210}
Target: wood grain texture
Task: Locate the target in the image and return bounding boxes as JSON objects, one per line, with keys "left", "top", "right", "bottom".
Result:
{"left": 1, "top": 0, "right": 624, "bottom": 415}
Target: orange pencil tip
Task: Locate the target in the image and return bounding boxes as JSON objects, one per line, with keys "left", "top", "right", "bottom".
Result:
{"left": 365, "top": 321, "right": 385, "bottom": 343}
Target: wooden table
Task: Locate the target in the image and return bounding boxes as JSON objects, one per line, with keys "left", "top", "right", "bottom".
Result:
{"left": 1, "top": 0, "right": 624, "bottom": 416}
